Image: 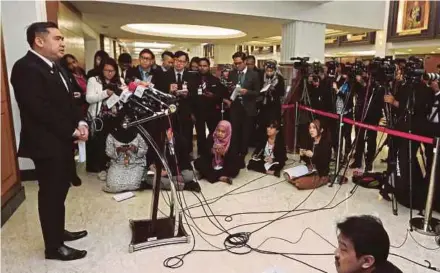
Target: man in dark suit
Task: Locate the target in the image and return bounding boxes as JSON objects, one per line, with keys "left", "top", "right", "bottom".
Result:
{"left": 163, "top": 51, "right": 197, "bottom": 155}
{"left": 193, "top": 57, "right": 228, "bottom": 157}
{"left": 229, "top": 52, "right": 261, "bottom": 167}
{"left": 10, "top": 22, "right": 88, "bottom": 261}
{"left": 125, "top": 48, "right": 165, "bottom": 91}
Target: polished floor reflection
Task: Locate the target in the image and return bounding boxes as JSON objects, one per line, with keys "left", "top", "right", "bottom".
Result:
{"left": 2, "top": 154, "right": 439, "bottom": 273}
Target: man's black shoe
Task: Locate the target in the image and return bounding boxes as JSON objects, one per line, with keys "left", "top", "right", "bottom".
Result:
{"left": 63, "top": 230, "right": 88, "bottom": 242}
{"left": 45, "top": 245, "right": 87, "bottom": 261}
{"left": 184, "top": 181, "right": 201, "bottom": 193}
{"left": 71, "top": 175, "right": 82, "bottom": 186}
{"left": 365, "top": 163, "right": 373, "bottom": 173}
{"left": 349, "top": 162, "right": 361, "bottom": 169}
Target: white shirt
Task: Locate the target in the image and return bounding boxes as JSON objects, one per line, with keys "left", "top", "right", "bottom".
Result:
{"left": 29, "top": 49, "right": 69, "bottom": 92}
{"left": 29, "top": 49, "right": 87, "bottom": 133}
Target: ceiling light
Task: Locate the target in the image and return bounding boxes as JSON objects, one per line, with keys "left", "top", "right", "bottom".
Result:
{"left": 431, "top": 51, "right": 435, "bottom": 54}
{"left": 133, "top": 42, "right": 173, "bottom": 49}
{"left": 134, "top": 48, "right": 164, "bottom": 53}
{"left": 122, "top": 23, "right": 246, "bottom": 39}
{"left": 408, "top": 49, "right": 412, "bottom": 51}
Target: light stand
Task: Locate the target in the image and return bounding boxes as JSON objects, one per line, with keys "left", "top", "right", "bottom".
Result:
{"left": 123, "top": 112, "right": 190, "bottom": 253}
{"left": 410, "top": 137, "right": 440, "bottom": 237}
{"left": 407, "top": 83, "right": 415, "bottom": 231}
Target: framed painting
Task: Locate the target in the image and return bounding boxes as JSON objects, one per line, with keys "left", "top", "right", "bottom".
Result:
{"left": 388, "top": 0, "right": 438, "bottom": 41}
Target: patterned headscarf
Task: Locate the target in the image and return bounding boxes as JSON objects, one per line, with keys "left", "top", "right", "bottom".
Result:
{"left": 212, "top": 120, "right": 232, "bottom": 167}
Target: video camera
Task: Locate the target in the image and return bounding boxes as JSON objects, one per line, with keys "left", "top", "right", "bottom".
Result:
{"left": 368, "top": 56, "right": 396, "bottom": 83}
{"left": 403, "top": 56, "right": 425, "bottom": 83}
{"left": 290, "top": 57, "right": 310, "bottom": 75}
{"left": 325, "top": 59, "right": 339, "bottom": 78}
{"left": 344, "top": 60, "right": 366, "bottom": 78}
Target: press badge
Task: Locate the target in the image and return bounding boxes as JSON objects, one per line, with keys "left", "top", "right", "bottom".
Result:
{"left": 198, "top": 85, "right": 203, "bottom": 95}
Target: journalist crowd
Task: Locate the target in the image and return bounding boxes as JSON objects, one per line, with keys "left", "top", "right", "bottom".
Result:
{"left": 9, "top": 22, "right": 439, "bottom": 269}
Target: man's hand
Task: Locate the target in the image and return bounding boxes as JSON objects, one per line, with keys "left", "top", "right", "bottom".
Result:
{"left": 240, "top": 88, "right": 248, "bottom": 95}
{"left": 223, "top": 99, "right": 232, "bottom": 107}
{"left": 73, "top": 92, "right": 81, "bottom": 99}
{"left": 384, "top": 94, "right": 399, "bottom": 108}
{"left": 305, "top": 150, "right": 313, "bottom": 158}
{"left": 74, "top": 125, "right": 89, "bottom": 141}
{"left": 139, "top": 81, "right": 150, "bottom": 87}
{"left": 180, "top": 90, "right": 188, "bottom": 97}
{"left": 170, "top": 83, "right": 178, "bottom": 94}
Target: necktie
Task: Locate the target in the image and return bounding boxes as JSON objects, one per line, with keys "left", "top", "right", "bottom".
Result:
{"left": 121, "top": 70, "right": 125, "bottom": 79}
{"left": 177, "top": 73, "right": 182, "bottom": 89}
{"left": 53, "top": 62, "right": 69, "bottom": 92}
{"left": 238, "top": 71, "right": 244, "bottom": 85}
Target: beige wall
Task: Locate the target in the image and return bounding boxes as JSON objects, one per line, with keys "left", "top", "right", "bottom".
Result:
{"left": 58, "top": 2, "right": 85, "bottom": 67}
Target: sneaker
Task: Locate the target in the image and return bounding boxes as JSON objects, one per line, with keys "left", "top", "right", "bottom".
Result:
{"left": 98, "top": 171, "right": 107, "bottom": 181}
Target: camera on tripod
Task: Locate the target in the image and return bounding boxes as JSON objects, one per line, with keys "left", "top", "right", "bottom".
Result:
{"left": 325, "top": 59, "right": 339, "bottom": 78}
{"left": 368, "top": 56, "right": 396, "bottom": 83}
{"left": 290, "top": 57, "right": 310, "bottom": 75}
{"left": 344, "top": 60, "right": 366, "bottom": 78}
{"left": 403, "top": 56, "right": 424, "bottom": 83}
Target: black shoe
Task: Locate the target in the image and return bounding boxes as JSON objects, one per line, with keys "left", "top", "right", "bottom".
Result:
{"left": 274, "top": 170, "right": 281, "bottom": 178}
{"left": 45, "top": 245, "right": 87, "bottom": 261}
{"left": 71, "top": 175, "right": 82, "bottom": 187}
{"left": 349, "top": 162, "right": 361, "bottom": 169}
{"left": 365, "top": 163, "right": 373, "bottom": 173}
{"left": 63, "top": 230, "right": 88, "bottom": 242}
{"left": 184, "top": 181, "right": 201, "bottom": 193}
{"left": 239, "top": 156, "right": 246, "bottom": 169}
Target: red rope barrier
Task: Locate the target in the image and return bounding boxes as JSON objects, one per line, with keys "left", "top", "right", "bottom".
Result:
{"left": 282, "top": 104, "right": 434, "bottom": 145}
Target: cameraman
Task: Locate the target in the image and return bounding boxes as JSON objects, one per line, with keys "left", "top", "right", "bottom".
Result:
{"left": 384, "top": 73, "right": 432, "bottom": 209}
{"left": 86, "top": 58, "right": 126, "bottom": 178}
{"left": 351, "top": 73, "right": 383, "bottom": 172}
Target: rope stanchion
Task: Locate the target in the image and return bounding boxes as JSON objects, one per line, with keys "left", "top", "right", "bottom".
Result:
{"left": 282, "top": 104, "right": 435, "bottom": 145}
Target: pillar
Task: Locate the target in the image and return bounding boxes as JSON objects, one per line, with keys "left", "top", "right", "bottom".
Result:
{"left": 189, "top": 44, "right": 203, "bottom": 59}
{"left": 214, "top": 44, "right": 236, "bottom": 65}
{"left": 3, "top": 0, "right": 48, "bottom": 171}
{"left": 375, "top": 0, "right": 391, "bottom": 57}
{"left": 280, "top": 21, "right": 326, "bottom": 64}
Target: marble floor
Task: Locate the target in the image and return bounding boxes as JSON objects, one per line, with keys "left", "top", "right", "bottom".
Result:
{"left": 2, "top": 155, "right": 439, "bottom": 273}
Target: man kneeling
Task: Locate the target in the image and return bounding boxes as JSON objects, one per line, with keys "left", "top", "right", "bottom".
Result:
{"left": 335, "top": 215, "right": 402, "bottom": 273}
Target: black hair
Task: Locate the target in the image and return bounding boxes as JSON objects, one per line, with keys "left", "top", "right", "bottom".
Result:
{"left": 246, "top": 55, "right": 256, "bottom": 62}
{"left": 174, "top": 51, "right": 189, "bottom": 62}
{"left": 26, "top": 21, "right": 59, "bottom": 48}
{"left": 59, "top": 54, "right": 85, "bottom": 76}
{"left": 93, "top": 50, "right": 109, "bottom": 68}
{"left": 267, "top": 120, "right": 281, "bottom": 130}
{"left": 139, "top": 48, "right": 155, "bottom": 59}
{"left": 118, "top": 53, "right": 132, "bottom": 64}
{"left": 232, "top": 51, "right": 247, "bottom": 62}
{"left": 97, "top": 57, "right": 121, "bottom": 85}
{"left": 190, "top": 56, "right": 200, "bottom": 65}
{"left": 199, "top": 57, "right": 211, "bottom": 66}
{"left": 337, "top": 215, "right": 390, "bottom": 266}
{"left": 162, "top": 51, "right": 174, "bottom": 59}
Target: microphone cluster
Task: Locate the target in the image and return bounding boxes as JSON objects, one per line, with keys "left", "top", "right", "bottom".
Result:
{"left": 118, "top": 84, "right": 178, "bottom": 128}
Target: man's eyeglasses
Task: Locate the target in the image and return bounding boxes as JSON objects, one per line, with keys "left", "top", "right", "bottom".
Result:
{"left": 140, "top": 56, "right": 152, "bottom": 61}
{"left": 103, "top": 69, "right": 115, "bottom": 73}
{"left": 234, "top": 62, "right": 243, "bottom": 66}
{"left": 175, "top": 59, "right": 187, "bottom": 64}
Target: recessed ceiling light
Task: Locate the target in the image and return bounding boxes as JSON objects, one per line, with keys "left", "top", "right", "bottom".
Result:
{"left": 408, "top": 49, "right": 412, "bottom": 51}
{"left": 133, "top": 42, "right": 173, "bottom": 49}
{"left": 121, "top": 23, "right": 246, "bottom": 39}
{"left": 431, "top": 51, "right": 436, "bottom": 54}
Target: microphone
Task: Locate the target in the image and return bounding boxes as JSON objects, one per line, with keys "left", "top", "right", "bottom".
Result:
{"left": 147, "top": 84, "right": 175, "bottom": 99}
{"left": 143, "top": 92, "right": 177, "bottom": 113}
{"left": 119, "top": 89, "right": 155, "bottom": 114}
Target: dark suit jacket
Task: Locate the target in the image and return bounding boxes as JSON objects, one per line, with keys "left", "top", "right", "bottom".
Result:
{"left": 163, "top": 68, "right": 198, "bottom": 117}
{"left": 192, "top": 73, "right": 228, "bottom": 115}
{"left": 229, "top": 68, "right": 261, "bottom": 116}
{"left": 125, "top": 65, "right": 166, "bottom": 92}
{"left": 11, "top": 51, "right": 83, "bottom": 160}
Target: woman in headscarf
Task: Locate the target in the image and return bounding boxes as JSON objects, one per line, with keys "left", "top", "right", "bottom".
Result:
{"left": 257, "top": 60, "right": 285, "bottom": 142}
{"left": 103, "top": 123, "right": 148, "bottom": 193}
{"left": 194, "top": 120, "right": 240, "bottom": 184}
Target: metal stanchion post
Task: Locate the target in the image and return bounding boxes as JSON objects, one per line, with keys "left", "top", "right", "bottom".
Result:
{"left": 410, "top": 137, "right": 440, "bottom": 236}
{"left": 293, "top": 102, "right": 299, "bottom": 154}
{"left": 329, "top": 113, "right": 345, "bottom": 187}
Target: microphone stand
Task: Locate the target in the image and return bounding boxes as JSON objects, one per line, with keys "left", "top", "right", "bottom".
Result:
{"left": 329, "top": 79, "right": 352, "bottom": 187}
{"left": 123, "top": 105, "right": 190, "bottom": 253}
